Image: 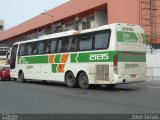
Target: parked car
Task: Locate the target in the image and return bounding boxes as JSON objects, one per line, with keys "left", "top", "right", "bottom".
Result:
{"left": 0, "top": 66, "right": 10, "bottom": 81}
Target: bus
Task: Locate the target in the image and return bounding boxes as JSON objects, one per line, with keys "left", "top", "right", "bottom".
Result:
{"left": 0, "top": 47, "right": 9, "bottom": 66}
{"left": 10, "top": 23, "right": 146, "bottom": 89}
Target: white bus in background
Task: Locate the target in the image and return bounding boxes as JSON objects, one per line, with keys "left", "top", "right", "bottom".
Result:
{"left": 10, "top": 23, "right": 146, "bottom": 89}
{"left": 0, "top": 47, "right": 9, "bottom": 66}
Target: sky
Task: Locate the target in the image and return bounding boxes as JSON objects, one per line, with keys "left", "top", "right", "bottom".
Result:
{"left": 0, "top": 0, "right": 69, "bottom": 30}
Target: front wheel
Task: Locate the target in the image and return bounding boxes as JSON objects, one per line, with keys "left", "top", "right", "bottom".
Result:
{"left": 18, "top": 71, "right": 26, "bottom": 83}
{"left": 78, "top": 72, "right": 90, "bottom": 89}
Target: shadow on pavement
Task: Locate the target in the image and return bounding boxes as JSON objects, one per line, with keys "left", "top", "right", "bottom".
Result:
{"left": 12, "top": 79, "right": 144, "bottom": 92}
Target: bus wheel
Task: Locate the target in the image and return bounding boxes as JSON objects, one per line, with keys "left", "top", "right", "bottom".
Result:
{"left": 65, "top": 72, "right": 77, "bottom": 88}
{"left": 18, "top": 71, "right": 26, "bottom": 83}
{"left": 78, "top": 72, "right": 89, "bottom": 89}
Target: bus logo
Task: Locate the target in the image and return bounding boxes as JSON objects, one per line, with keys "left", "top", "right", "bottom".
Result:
{"left": 123, "top": 33, "right": 137, "bottom": 43}
{"left": 90, "top": 53, "right": 109, "bottom": 61}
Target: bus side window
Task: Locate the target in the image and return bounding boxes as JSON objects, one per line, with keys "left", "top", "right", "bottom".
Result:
{"left": 94, "top": 30, "right": 110, "bottom": 49}
{"left": 38, "top": 42, "right": 44, "bottom": 54}
{"left": 43, "top": 40, "right": 51, "bottom": 54}
{"left": 69, "top": 36, "right": 77, "bottom": 51}
{"left": 32, "top": 42, "right": 38, "bottom": 55}
{"left": 57, "top": 39, "right": 63, "bottom": 52}
{"left": 62, "top": 37, "right": 69, "bottom": 52}
{"left": 18, "top": 44, "right": 25, "bottom": 56}
{"left": 50, "top": 39, "right": 57, "bottom": 53}
{"left": 79, "top": 34, "right": 93, "bottom": 51}
{"left": 57, "top": 38, "right": 69, "bottom": 52}
{"left": 24, "top": 44, "right": 28, "bottom": 55}
{"left": 27, "top": 43, "right": 33, "bottom": 55}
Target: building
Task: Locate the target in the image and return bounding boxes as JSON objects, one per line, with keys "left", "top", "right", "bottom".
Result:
{"left": 0, "top": 0, "right": 160, "bottom": 78}
{"left": 0, "top": 0, "right": 159, "bottom": 47}
{"left": 0, "top": 20, "right": 4, "bottom": 33}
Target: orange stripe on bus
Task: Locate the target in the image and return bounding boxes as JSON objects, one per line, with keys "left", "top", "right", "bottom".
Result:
{"left": 61, "top": 54, "right": 69, "bottom": 63}
{"left": 49, "top": 55, "right": 55, "bottom": 64}
{"left": 57, "top": 64, "right": 65, "bottom": 73}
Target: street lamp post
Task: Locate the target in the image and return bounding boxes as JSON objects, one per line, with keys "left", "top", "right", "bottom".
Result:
{"left": 41, "top": 12, "right": 54, "bottom": 33}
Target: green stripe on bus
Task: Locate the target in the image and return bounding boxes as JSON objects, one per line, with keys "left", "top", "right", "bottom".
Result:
{"left": 52, "top": 64, "right": 58, "bottom": 73}
{"left": 18, "top": 51, "right": 146, "bottom": 64}
{"left": 118, "top": 53, "right": 146, "bottom": 62}
{"left": 18, "top": 55, "right": 48, "bottom": 64}
{"left": 71, "top": 51, "right": 115, "bottom": 63}
{"left": 70, "top": 53, "right": 78, "bottom": 63}
{"left": 54, "top": 55, "right": 61, "bottom": 63}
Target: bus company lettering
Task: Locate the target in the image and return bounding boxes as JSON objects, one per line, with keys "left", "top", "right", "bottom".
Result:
{"left": 122, "top": 27, "right": 133, "bottom": 32}
{"left": 19, "top": 57, "right": 28, "bottom": 64}
{"left": 123, "top": 33, "right": 137, "bottom": 43}
{"left": 90, "top": 53, "right": 109, "bottom": 61}
{"left": 125, "top": 63, "right": 139, "bottom": 69}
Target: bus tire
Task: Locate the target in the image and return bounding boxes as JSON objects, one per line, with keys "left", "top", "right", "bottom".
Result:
{"left": 65, "top": 71, "right": 77, "bottom": 88}
{"left": 78, "top": 72, "right": 90, "bottom": 89}
{"left": 18, "top": 71, "right": 26, "bottom": 83}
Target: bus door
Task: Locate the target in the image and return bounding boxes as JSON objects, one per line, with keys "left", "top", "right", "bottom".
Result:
{"left": 10, "top": 45, "right": 18, "bottom": 70}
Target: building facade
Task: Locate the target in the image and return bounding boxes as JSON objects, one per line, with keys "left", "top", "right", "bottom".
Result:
{"left": 0, "top": 0, "right": 160, "bottom": 46}
{"left": 0, "top": 0, "right": 159, "bottom": 47}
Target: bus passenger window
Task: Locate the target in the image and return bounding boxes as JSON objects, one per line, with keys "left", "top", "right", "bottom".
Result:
{"left": 38, "top": 42, "right": 44, "bottom": 54}
{"left": 50, "top": 40, "right": 57, "bottom": 53}
{"left": 58, "top": 40, "right": 62, "bottom": 52}
{"left": 18, "top": 44, "right": 25, "bottom": 56}
{"left": 44, "top": 41, "right": 50, "bottom": 54}
{"left": 58, "top": 38, "right": 69, "bottom": 52}
{"left": 94, "top": 32, "right": 110, "bottom": 49}
{"left": 69, "top": 36, "right": 77, "bottom": 51}
{"left": 27, "top": 44, "right": 33, "bottom": 55}
{"left": 79, "top": 34, "right": 92, "bottom": 50}
{"left": 62, "top": 37, "right": 69, "bottom": 52}
{"left": 32, "top": 42, "right": 38, "bottom": 55}
{"left": 24, "top": 44, "right": 28, "bottom": 55}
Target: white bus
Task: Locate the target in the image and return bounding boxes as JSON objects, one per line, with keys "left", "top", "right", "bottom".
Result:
{"left": 0, "top": 47, "right": 9, "bottom": 66}
{"left": 10, "top": 23, "right": 146, "bottom": 89}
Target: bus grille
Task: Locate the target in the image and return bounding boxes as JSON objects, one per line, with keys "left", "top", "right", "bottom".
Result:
{"left": 95, "top": 65, "right": 109, "bottom": 81}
